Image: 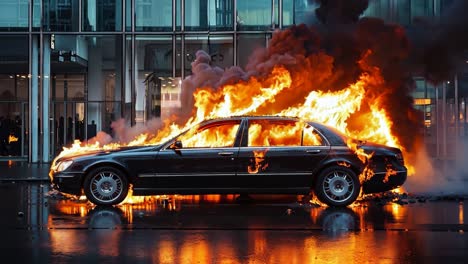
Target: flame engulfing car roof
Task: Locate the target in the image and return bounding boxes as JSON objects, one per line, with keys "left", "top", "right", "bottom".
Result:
{"left": 49, "top": 115, "right": 407, "bottom": 207}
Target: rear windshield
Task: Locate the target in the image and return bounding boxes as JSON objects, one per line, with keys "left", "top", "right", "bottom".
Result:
{"left": 308, "top": 122, "right": 348, "bottom": 146}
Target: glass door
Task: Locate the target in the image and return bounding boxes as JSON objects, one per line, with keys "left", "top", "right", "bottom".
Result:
{"left": 0, "top": 101, "right": 28, "bottom": 158}
{"left": 51, "top": 74, "right": 86, "bottom": 156}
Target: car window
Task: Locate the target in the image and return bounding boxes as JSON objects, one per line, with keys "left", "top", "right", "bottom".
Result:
{"left": 302, "top": 125, "right": 325, "bottom": 146}
{"left": 248, "top": 120, "right": 302, "bottom": 147}
{"left": 177, "top": 121, "right": 240, "bottom": 148}
{"left": 247, "top": 120, "right": 325, "bottom": 147}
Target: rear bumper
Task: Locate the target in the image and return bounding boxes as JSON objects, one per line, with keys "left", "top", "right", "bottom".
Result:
{"left": 50, "top": 171, "right": 84, "bottom": 195}
{"left": 362, "top": 169, "right": 407, "bottom": 194}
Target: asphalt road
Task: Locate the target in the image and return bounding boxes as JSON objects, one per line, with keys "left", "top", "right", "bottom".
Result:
{"left": 0, "top": 182, "right": 467, "bottom": 264}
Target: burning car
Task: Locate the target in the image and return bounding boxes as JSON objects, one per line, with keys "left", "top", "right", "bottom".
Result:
{"left": 49, "top": 116, "right": 407, "bottom": 207}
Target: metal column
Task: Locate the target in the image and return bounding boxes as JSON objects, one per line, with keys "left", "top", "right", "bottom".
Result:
{"left": 30, "top": 35, "right": 39, "bottom": 163}
{"left": 42, "top": 36, "right": 51, "bottom": 162}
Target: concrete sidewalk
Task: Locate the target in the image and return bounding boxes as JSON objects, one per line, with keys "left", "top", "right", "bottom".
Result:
{"left": 0, "top": 161, "right": 50, "bottom": 181}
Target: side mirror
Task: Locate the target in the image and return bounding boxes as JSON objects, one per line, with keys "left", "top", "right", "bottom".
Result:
{"left": 170, "top": 140, "right": 183, "bottom": 150}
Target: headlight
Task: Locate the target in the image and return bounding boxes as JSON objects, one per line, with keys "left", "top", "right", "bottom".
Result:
{"left": 56, "top": 160, "right": 73, "bottom": 172}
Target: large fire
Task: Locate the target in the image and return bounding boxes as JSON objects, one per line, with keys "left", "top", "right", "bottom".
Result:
{"left": 53, "top": 22, "right": 423, "bottom": 205}
{"left": 55, "top": 63, "right": 414, "bottom": 172}
{"left": 55, "top": 64, "right": 414, "bottom": 178}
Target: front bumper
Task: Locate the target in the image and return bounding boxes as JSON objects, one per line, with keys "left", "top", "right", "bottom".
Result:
{"left": 362, "top": 169, "right": 407, "bottom": 194}
{"left": 50, "top": 171, "right": 84, "bottom": 195}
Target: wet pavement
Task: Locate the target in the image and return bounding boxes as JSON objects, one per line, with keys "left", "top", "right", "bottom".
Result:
{"left": 0, "top": 161, "right": 49, "bottom": 181}
{"left": 0, "top": 179, "right": 467, "bottom": 264}
{"left": 0, "top": 161, "right": 468, "bottom": 263}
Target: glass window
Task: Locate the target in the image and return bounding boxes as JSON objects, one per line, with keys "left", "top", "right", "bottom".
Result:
{"left": 135, "top": 35, "right": 175, "bottom": 122}
{"left": 183, "top": 35, "right": 233, "bottom": 74}
{"left": 178, "top": 121, "right": 240, "bottom": 148}
{"left": 292, "top": 0, "right": 319, "bottom": 26}
{"left": 135, "top": 0, "right": 172, "bottom": 31}
{"left": 0, "top": 102, "right": 27, "bottom": 156}
{"left": 303, "top": 125, "right": 324, "bottom": 146}
{"left": 413, "top": 77, "right": 426, "bottom": 98}
{"left": 273, "top": 0, "right": 278, "bottom": 27}
{"left": 208, "top": 35, "right": 234, "bottom": 69}
{"left": 209, "top": 0, "right": 233, "bottom": 31}
{"left": 237, "top": 34, "right": 265, "bottom": 68}
{"left": 363, "top": 0, "right": 391, "bottom": 21}
{"left": 0, "top": 75, "right": 28, "bottom": 101}
{"left": 185, "top": 0, "right": 208, "bottom": 30}
{"left": 411, "top": 0, "right": 435, "bottom": 21}
{"left": 236, "top": 0, "right": 272, "bottom": 30}
{"left": 184, "top": 0, "right": 221, "bottom": 31}
{"left": 0, "top": 35, "right": 29, "bottom": 100}
{"left": 0, "top": 0, "right": 28, "bottom": 31}
{"left": 426, "top": 81, "right": 436, "bottom": 99}
{"left": 43, "top": 0, "right": 79, "bottom": 31}
{"left": 83, "top": 0, "right": 122, "bottom": 31}
{"left": 184, "top": 0, "right": 235, "bottom": 31}
{"left": 125, "top": 0, "right": 131, "bottom": 31}
{"left": 51, "top": 35, "right": 123, "bottom": 142}
{"left": 0, "top": 35, "right": 29, "bottom": 157}
{"left": 283, "top": 0, "right": 294, "bottom": 26}
{"left": 397, "top": 0, "right": 410, "bottom": 25}
{"left": 175, "top": 0, "right": 181, "bottom": 31}
{"left": 248, "top": 120, "right": 302, "bottom": 147}
{"left": 86, "top": 102, "right": 120, "bottom": 138}
{"left": 440, "top": 0, "right": 456, "bottom": 15}
{"left": 91, "top": 35, "right": 123, "bottom": 100}
{"left": 52, "top": 74, "right": 85, "bottom": 101}
{"left": 33, "top": 0, "right": 41, "bottom": 31}
{"left": 184, "top": 35, "right": 209, "bottom": 76}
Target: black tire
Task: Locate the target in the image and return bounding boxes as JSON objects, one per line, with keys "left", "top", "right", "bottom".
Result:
{"left": 83, "top": 166, "right": 129, "bottom": 206}
{"left": 314, "top": 166, "right": 360, "bottom": 207}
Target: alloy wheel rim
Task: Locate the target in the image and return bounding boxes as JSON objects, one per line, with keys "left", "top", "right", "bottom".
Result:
{"left": 90, "top": 171, "right": 123, "bottom": 203}
{"left": 322, "top": 171, "right": 354, "bottom": 203}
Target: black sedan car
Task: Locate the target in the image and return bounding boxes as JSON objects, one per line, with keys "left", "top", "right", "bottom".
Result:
{"left": 49, "top": 116, "right": 407, "bottom": 207}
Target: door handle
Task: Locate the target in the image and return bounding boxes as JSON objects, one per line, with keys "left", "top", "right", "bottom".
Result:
{"left": 306, "top": 149, "right": 321, "bottom": 154}
{"left": 218, "top": 152, "right": 234, "bottom": 156}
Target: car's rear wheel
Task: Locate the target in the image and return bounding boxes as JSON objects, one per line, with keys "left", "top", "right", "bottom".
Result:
{"left": 314, "top": 166, "right": 360, "bottom": 207}
{"left": 83, "top": 167, "right": 129, "bottom": 206}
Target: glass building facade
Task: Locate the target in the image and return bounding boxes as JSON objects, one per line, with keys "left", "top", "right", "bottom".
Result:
{"left": 0, "top": 0, "right": 465, "bottom": 162}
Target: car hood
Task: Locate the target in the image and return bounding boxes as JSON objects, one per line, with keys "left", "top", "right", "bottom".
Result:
{"left": 53, "top": 145, "right": 161, "bottom": 163}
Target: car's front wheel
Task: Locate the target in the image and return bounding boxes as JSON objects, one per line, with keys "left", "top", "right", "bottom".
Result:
{"left": 83, "top": 166, "right": 129, "bottom": 206}
{"left": 314, "top": 166, "right": 360, "bottom": 207}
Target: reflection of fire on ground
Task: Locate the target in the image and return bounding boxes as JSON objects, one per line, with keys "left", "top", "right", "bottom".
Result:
{"left": 248, "top": 149, "right": 269, "bottom": 174}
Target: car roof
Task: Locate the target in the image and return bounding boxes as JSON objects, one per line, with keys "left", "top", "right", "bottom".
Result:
{"left": 201, "top": 115, "right": 302, "bottom": 123}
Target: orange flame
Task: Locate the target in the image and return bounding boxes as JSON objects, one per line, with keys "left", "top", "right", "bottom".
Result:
{"left": 8, "top": 135, "right": 18, "bottom": 143}
{"left": 55, "top": 59, "right": 416, "bottom": 204}
{"left": 337, "top": 161, "right": 351, "bottom": 168}
{"left": 384, "top": 164, "right": 398, "bottom": 183}
{"left": 248, "top": 149, "right": 269, "bottom": 174}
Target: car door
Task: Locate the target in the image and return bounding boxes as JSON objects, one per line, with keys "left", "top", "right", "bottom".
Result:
{"left": 152, "top": 119, "right": 242, "bottom": 191}
{"left": 236, "top": 118, "right": 330, "bottom": 190}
